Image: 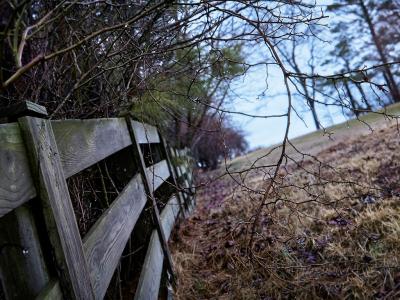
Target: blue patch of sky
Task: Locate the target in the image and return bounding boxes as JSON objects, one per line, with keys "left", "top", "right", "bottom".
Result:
{"left": 229, "top": 62, "right": 347, "bottom": 149}
{"left": 226, "top": 1, "right": 359, "bottom": 149}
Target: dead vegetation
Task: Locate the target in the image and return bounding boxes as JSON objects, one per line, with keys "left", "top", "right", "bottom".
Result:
{"left": 171, "top": 124, "right": 400, "bottom": 299}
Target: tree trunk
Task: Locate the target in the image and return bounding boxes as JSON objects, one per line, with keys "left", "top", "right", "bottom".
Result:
{"left": 359, "top": 0, "right": 400, "bottom": 102}
{"left": 344, "top": 80, "right": 360, "bottom": 116}
{"left": 355, "top": 83, "right": 373, "bottom": 110}
{"left": 292, "top": 59, "right": 320, "bottom": 129}
{"left": 299, "top": 78, "right": 320, "bottom": 130}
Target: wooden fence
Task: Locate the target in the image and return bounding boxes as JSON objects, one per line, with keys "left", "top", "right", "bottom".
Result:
{"left": 0, "top": 102, "right": 195, "bottom": 300}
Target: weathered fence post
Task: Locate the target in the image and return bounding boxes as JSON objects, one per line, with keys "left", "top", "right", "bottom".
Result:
{"left": 17, "top": 105, "right": 95, "bottom": 299}
{"left": 0, "top": 101, "right": 51, "bottom": 299}
{"left": 182, "top": 148, "right": 196, "bottom": 208}
{"left": 169, "top": 146, "right": 193, "bottom": 215}
{"left": 172, "top": 148, "right": 194, "bottom": 211}
{"left": 0, "top": 104, "right": 196, "bottom": 299}
{"left": 159, "top": 136, "right": 188, "bottom": 217}
{"left": 125, "top": 118, "right": 176, "bottom": 281}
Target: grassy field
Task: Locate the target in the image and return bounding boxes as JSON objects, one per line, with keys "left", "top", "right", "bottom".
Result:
{"left": 227, "top": 102, "right": 400, "bottom": 173}
{"left": 171, "top": 104, "right": 400, "bottom": 299}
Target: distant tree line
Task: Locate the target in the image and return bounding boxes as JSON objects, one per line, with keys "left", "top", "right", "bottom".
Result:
{"left": 279, "top": 0, "right": 400, "bottom": 129}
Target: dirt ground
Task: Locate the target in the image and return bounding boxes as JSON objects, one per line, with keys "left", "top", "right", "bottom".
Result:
{"left": 170, "top": 119, "right": 400, "bottom": 299}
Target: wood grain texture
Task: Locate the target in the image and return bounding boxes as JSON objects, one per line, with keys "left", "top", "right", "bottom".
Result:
{"left": 161, "top": 196, "right": 180, "bottom": 240}
{"left": 130, "top": 120, "right": 160, "bottom": 144}
{"left": 134, "top": 196, "right": 179, "bottom": 300}
{"left": 0, "top": 118, "right": 132, "bottom": 216}
{"left": 176, "top": 165, "right": 183, "bottom": 178}
{"left": 169, "top": 148, "right": 189, "bottom": 208}
{"left": 169, "top": 147, "right": 196, "bottom": 215}
{"left": 51, "top": 118, "right": 132, "bottom": 177}
{"left": 0, "top": 123, "right": 36, "bottom": 216}
{"left": 172, "top": 148, "right": 186, "bottom": 179}
{"left": 83, "top": 173, "right": 147, "bottom": 300}
{"left": 126, "top": 116, "right": 176, "bottom": 285}
{"left": 179, "top": 167, "right": 194, "bottom": 211}
{"left": 32, "top": 180, "right": 184, "bottom": 300}
{"left": 126, "top": 117, "right": 175, "bottom": 286}
{"left": 0, "top": 101, "right": 51, "bottom": 299}
{"left": 0, "top": 204, "right": 50, "bottom": 299}
{"left": 133, "top": 228, "right": 163, "bottom": 300}
{"left": 0, "top": 101, "right": 48, "bottom": 120}
{"left": 18, "top": 117, "right": 94, "bottom": 300}
{"left": 146, "top": 159, "right": 170, "bottom": 192}
{"left": 160, "top": 138, "right": 186, "bottom": 216}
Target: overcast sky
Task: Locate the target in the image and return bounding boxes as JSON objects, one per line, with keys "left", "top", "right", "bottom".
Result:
{"left": 229, "top": 55, "right": 348, "bottom": 149}
{"left": 227, "top": 1, "right": 349, "bottom": 150}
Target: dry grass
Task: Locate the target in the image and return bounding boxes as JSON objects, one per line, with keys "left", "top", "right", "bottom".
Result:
{"left": 170, "top": 122, "right": 400, "bottom": 299}
{"left": 227, "top": 102, "right": 400, "bottom": 173}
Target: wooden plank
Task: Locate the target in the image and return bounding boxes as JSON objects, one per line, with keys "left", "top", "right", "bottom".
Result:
{"left": 83, "top": 173, "right": 147, "bottom": 299}
{"left": 145, "top": 159, "right": 170, "bottom": 192}
{"left": 0, "top": 101, "right": 48, "bottom": 120}
{"left": 182, "top": 159, "right": 195, "bottom": 193}
{"left": 0, "top": 204, "right": 50, "bottom": 299}
{"left": 33, "top": 176, "right": 148, "bottom": 300}
{"left": 0, "top": 101, "right": 51, "bottom": 299}
{"left": 18, "top": 117, "right": 95, "bottom": 300}
{"left": 161, "top": 196, "right": 180, "bottom": 240}
{"left": 159, "top": 137, "right": 187, "bottom": 217}
{"left": 0, "top": 123, "right": 36, "bottom": 216}
{"left": 131, "top": 120, "right": 160, "bottom": 144}
{"left": 134, "top": 228, "right": 163, "bottom": 300}
{"left": 126, "top": 117, "right": 176, "bottom": 283}
{"left": 173, "top": 148, "right": 186, "bottom": 179}
{"left": 169, "top": 147, "right": 190, "bottom": 210}
{"left": 179, "top": 161, "right": 188, "bottom": 175}
{"left": 134, "top": 196, "right": 179, "bottom": 300}
{"left": 172, "top": 148, "right": 196, "bottom": 214}
{"left": 0, "top": 118, "right": 132, "bottom": 216}
{"left": 177, "top": 166, "right": 183, "bottom": 178}
{"left": 51, "top": 118, "right": 131, "bottom": 177}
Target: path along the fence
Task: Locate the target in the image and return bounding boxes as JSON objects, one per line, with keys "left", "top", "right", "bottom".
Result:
{"left": 0, "top": 102, "right": 195, "bottom": 300}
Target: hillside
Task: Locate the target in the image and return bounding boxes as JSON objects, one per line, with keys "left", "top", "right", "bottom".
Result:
{"left": 170, "top": 105, "right": 400, "bottom": 299}
{"left": 228, "top": 103, "right": 400, "bottom": 173}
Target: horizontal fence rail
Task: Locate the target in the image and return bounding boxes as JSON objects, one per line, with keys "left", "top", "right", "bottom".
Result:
{"left": 134, "top": 195, "right": 180, "bottom": 300}
{"left": 83, "top": 173, "right": 147, "bottom": 299}
{"left": 0, "top": 102, "right": 195, "bottom": 300}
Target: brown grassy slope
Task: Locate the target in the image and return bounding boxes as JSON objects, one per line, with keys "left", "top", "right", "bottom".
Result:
{"left": 227, "top": 102, "right": 400, "bottom": 173}
{"left": 170, "top": 120, "right": 400, "bottom": 299}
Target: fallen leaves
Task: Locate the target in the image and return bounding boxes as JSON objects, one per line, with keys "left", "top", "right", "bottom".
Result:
{"left": 171, "top": 124, "right": 400, "bottom": 299}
